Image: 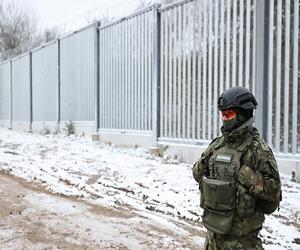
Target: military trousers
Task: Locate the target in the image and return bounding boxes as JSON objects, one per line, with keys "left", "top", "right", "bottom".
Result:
{"left": 204, "top": 230, "right": 264, "bottom": 250}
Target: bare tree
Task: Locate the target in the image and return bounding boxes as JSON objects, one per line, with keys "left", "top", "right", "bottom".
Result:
{"left": 42, "top": 27, "right": 59, "bottom": 43}
{"left": 0, "top": 1, "right": 54, "bottom": 61}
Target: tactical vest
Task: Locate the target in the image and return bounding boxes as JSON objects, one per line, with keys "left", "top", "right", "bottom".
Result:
{"left": 200, "top": 136, "right": 259, "bottom": 235}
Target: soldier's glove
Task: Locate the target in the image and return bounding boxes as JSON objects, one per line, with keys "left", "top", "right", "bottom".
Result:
{"left": 238, "top": 165, "right": 264, "bottom": 194}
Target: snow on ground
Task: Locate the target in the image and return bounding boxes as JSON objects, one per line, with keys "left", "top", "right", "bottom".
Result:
{"left": 0, "top": 128, "right": 299, "bottom": 250}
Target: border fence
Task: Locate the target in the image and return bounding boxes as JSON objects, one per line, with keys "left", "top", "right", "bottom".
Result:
{"left": 0, "top": 0, "right": 299, "bottom": 160}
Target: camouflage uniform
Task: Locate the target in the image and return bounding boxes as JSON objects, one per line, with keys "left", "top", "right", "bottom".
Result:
{"left": 192, "top": 118, "right": 281, "bottom": 250}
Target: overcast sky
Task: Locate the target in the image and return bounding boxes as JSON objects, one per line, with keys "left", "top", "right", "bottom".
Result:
{"left": 6, "top": 0, "right": 146, "bottom": 30}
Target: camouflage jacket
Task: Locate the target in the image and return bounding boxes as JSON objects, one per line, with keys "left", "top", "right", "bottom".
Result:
{"left": 192, "top": 118, "right": 281, "bottom": 235}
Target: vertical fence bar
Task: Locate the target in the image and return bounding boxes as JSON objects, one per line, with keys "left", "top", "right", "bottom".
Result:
{"left": 125, "top": 19, "right": 129, "bottom": 129}
{"left": 225, "top": 0, "right": 231, "bottom": 90}
{"left": 177, "top": 6, "right": 182, "bottom": 138}
{"left": 213, "top": 0, "right": 219, "bottom": 138}
{"left": 96, "top": 26, "right": 100, "bottom": 131}
{"left": 141, "top": 14, "right": 145, "bottom": 130}
{"left": 245, "top": 0, "right": 251, "bottom": 89}
{"left": 197, "top": 1, "right": 202, "bottom": 140}
{"left": 29, "top": 52, "right": 33, "bottom": 131}
{"left": 192, "top": 4, "right": 197, "bottom": 139}
{"left": 123, "top": 21, "right": 127, "bottom": 129}
{"left": 275, "top": 0, "right": 282, "bottom": 153}
{"left": 100, "top": 29, "right": 104, "bottom": 128}
{"left": 267, "top": 0, "right": 274, "bottom": 145}
{"left": 283, "top": 0, "right": 290, "bottom": 153}
{"left": 187, "top": 4, "right": 192, "bottom": 139}
{"left": 104, "top": 29, "right": 111, "bottom": 128}
{"left": 111, "top": 26, "right": 115, "bottom": 129}
{"left": 58, "top": 39, "right": 61, "bottom": 126}
{"left": 239, "top": 0, "right": 244, "bottom": 86}
{"left": 182, "top": 5, "right": 187, "bottom": 139}
{"left": 219, "top": 0, "right": 225, "bottom": 97}
{"left": 117, "top": 22, "right": 121, "bottom": 129}
{"left": 121, "top": 21, "right": 125, "bottom": 129}
{"left": 160, "top": 13, "right": 164, "bottom": 136}
{"left": 292, "top": 0, "right": 299, "bottom": 154}
{"left": 108, "top": 26, "right": 112, "bottom": 128}
{"left": 208, "top": 0, "right": 213, "bottom": 140}
{"left": 130, "top": 18, "right": 134, "bottom": 130}
{"left": 149, "top": 11, "right": 154, "bottom": 132}
{"left": 114, "top": 24, "right": 118, "bottom": 129}
{"left": 154, "top": 8, "right": 160, "bottom": 139}
{"left": 164, "top": 10, "right": 168, "bottom": 137}
{"left": 168, "top": 9, "right": 173, "bottom": 137}
{"left": 146, "top": 13, "right": 150, "bottom": 131}
{"left": 10, "top": 60, "right": 12, "bottom": 129}
{"left": 232, "top": 0, "right": 237, "bottom": 86}
{"left": 202, "top": 0, "right": 207, "bottom": 140}
{"left": 100, "top": 28, "right": 104, "bottom": 129}
{"left": 134, "top": 17, "right": 138, "bottom": 130}
{"left": 137, "top": 15, "right": 141, "bottom": 130}
{"left": 173, "top": 8, "right": 178, "bottom": 138}
{"left": 252, "top": 0, "right": 257, "bottom": 94}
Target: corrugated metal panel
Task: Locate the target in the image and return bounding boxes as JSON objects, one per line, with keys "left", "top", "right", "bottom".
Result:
{"left": 11, "top": 54, "right": 31, "bottom": 123}
{"left": 0, "top": 61, "right": 11, "bottom": 123}
{"left": 98, "top": 8, "right": 156, "bottom": 131}
{"left": 32, "top": 41, "right": 58, "bottom": 122}
{"left": 60, "top": 26, "right": 97, "bottom": 122}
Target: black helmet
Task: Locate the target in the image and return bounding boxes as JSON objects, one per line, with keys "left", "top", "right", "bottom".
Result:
{"left": 218, "top": 86, "right": 257, "bottom": 111}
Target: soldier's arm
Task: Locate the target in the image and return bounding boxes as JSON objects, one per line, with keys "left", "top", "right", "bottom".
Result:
{"left": 192, "top": 137, "right": 221, "bottom": 184}
{"left": 192, "top": 153, "right": 207, "bottom": 184}
{"left": 238, "top": 142, "right": 281, "bottom": 202}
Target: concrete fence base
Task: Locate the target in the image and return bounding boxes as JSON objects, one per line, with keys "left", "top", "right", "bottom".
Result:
{"left": 31, "top": 121, "right": 59, "bottom": 134}
{"left": 11, "top": 121, "right": 31, "bottom": 132}
{"left": 59, "top": 121, "right": 97, "bottom": 136}
{"left": 98, "top": 129, "right": 156, "bottom": 148}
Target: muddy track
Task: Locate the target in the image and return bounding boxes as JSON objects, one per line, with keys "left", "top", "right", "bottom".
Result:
{"left": 0, "top": 172, "right": 205, "bottom": 250}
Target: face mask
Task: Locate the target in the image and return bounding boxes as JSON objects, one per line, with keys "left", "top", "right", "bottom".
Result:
{"left": 222, "top": 114, "right": 246, "bottom": 132}
{"left": 222, "top": 117, "right": 239, "bottom": 132}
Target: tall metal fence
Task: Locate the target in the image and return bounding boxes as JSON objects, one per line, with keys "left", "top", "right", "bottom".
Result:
{"left": 98, "top": 8, "right": 157, "bottom": 132}
{"left": 0, "top": 0, "right": 299, "bottom": 159}
{"left": 160, "top": 0, "right": 256, "bottom": 142}
{"left": 267, "top": 0, "right": 300, "bottom": 156}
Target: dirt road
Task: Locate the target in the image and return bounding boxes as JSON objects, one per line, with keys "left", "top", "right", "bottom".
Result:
{"left": 0, "top": 172, "right": 205, "bottom": 250}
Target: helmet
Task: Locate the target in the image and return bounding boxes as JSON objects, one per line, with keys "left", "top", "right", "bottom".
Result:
{"left": 218, "top": 87, "right": 257, "bottom": 111}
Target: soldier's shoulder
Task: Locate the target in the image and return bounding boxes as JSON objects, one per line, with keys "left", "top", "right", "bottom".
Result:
{"left": 208, "top": 136, "right": 224, "bottom": 149}
{"left": 202, "top": 136, "right": 224, "bottom": 157}
{"left": 249, "top": 135, "right": 274, "bottom": 156}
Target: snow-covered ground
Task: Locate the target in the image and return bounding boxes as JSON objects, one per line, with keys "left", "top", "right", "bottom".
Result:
{"left": 0, "top": 128, "right": 299, "bottom": 250}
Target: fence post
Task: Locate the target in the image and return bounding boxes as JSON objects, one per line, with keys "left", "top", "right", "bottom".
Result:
{"left": 57, "top": 38, "right": 61, "bottom": 128}
{"left": 153, "top": 6, "right": 161, "bottom": 142}
{"left": 9, "top": 59, "right": 12, "bottom": 129}
{"left": 96, "top": 23, "right": 100, "bottom": 132}
{"left": 29, "top": 52, "right": 33, "bottom": 132}
{"left": 254, "top": 0, "right": 270, "bottom": 140}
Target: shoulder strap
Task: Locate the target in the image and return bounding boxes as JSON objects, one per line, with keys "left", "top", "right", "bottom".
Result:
{"left": 236, "top": 135, "right": 254, "bottom": 153}
{"left": 214, "top": 136, "right": 225, "bottom": 150}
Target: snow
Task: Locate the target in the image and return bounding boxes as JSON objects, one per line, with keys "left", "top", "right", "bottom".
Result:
{"left": 0, "top": 128, "right": 299, "bottom": 249}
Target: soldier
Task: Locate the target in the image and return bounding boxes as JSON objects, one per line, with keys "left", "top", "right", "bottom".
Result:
{"left": 192, "top": 87, "right": 281, "bottom": 250}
